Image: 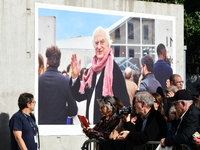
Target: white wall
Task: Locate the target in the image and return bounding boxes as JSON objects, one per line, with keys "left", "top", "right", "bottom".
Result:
{"left": 38, "top": 16, "right": 56, "bottom": 68}
{"left": 0, "top": 0, "right": 184, "bottom": 149}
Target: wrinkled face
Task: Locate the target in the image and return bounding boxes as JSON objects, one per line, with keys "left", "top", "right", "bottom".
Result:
{"left": 173, "top": 76, "right": 183, "bottom": 90}
{"left": 99, "top": 103, "right": 110, "bottom": 116}
{"left": 173, "top": 101, "right": 184, "bottom": 117}
{"left": 94, "top": 31, "right": 109, "bottom": 61}
{"left": 134, "top": 99, "right": 143, "bottom": 115}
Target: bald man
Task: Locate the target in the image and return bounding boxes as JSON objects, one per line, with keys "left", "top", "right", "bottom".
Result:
{"left": 123, "top": 67, "right": 138, "bottom": 105}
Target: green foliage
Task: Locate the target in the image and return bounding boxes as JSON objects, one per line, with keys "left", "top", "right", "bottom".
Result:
{"left": 184, "top": 11, "right": 200, "bottom": 44}
{"left": 139, "top": 0, "right": 184, "bottom": 4}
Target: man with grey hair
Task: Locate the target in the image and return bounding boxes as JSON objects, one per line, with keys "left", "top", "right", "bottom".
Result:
{"left": 70, "top": 26, "right": 129, "bottom": 124}
{"left": 115, "top": 91, "right": 167, "bottom": 149}
{"left": 123, "top": 67, "right": 138, "bottom": 105}
{"left": 160, "top": 89, "right": 200, "bottom": 149}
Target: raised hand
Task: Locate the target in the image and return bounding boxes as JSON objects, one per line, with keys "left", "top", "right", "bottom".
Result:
{"left": 71, "top": 54, "right": 81, "bottom": 79}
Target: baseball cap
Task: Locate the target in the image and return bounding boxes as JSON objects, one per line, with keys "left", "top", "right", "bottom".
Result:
{"left": 168, "top": 89, "right": 192, "bottom": 102}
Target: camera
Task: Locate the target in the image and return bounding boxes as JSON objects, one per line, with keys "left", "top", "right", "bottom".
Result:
{"left": 117, "top": 106, "right": 135, "bottom": 115}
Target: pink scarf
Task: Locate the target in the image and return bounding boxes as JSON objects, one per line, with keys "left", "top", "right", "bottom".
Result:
{"left": 79, "top": 48, "right": 114, "bottom": 96}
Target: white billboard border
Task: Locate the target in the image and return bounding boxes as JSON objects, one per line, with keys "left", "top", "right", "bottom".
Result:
{"left": 35, "top": 2, "right": 176, "bottom": 135}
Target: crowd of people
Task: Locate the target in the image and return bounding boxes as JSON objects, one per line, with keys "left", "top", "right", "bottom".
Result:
{"left": 9, "top": 26, "right": 200, "bottom": 150}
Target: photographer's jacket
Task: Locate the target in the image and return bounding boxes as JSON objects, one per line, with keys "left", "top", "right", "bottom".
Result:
{"left": 124, "top": 109, "right": 167, "bottom": 145}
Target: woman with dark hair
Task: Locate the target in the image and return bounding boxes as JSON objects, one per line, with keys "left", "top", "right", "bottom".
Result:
{"left": 151, "top": 93, "right": 167, "bottom": 121}
{"left": 81, "top": 95, "right": 123, "bottom": 140}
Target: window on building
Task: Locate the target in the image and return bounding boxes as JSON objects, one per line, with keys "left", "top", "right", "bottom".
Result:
{"left": 128, "top": 22, "right": 134, "bottom": 39}
{"left": 143, "top": 49, "right": 149, "bottom": 56}
{"left": 129, "top": 48, "right": 134, "bottom": 57}
{"left": 115, "top": 28, "right": 120, "bottom": 39}
{"left": 114, "top": 46, "right": 120, "bottom": 57}
{"left": 143, "top": 25, "right": 149, "bottom": 40}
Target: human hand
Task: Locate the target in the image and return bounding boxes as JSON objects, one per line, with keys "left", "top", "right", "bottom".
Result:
{"left": 81, "top": 122, "right": 90, "bottom": 131}
{"left": 130, "top": 116, "right": 137, "bottom": 124}
{"left": 160, "top": 138, "right": 165, "bottom": 147}
{"left": 117, "top": 131, "right": 130, "bottom": 140}
{"left": 123, "top": 114, "right": 131, "bottom": 122}
{"left": 166, "top": 79, "right": 170, "bottom": 87}
{"left": 71, "top": 54, "right": 81, "bottom": 79}
{"left": 194, "top": 137, "right": 200, "bottom": 146}
{"left": 166, "top": 91, "right": 175, "bottom": 98}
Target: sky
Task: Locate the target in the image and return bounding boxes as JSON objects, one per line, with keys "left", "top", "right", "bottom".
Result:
{"left": 38, "top": 8, "right": 123, "bottom": 40}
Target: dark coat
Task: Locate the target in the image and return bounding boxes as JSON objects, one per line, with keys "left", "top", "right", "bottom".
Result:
{"left": 70, "top": 61, "right": 130, "bottom": 124}
{"left": 39, "top": 66, "right": 78, "bottom": 124}
{"left": 125, "top": 109, "right": 168, "bottom": 145}
{"left": 165, "top": 104, "right": 200, "bottom": 147}
{"left": 99, "top": 109, "right": 168, "bottom": 150}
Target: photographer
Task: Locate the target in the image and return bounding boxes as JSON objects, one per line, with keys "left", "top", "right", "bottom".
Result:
{"left": 107, "top": 91, "right": 168, "bottom": 150}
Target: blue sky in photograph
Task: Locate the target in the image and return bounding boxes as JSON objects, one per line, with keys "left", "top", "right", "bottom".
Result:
{"left": 39, "top": 8, "right": 123, "bottom": 40}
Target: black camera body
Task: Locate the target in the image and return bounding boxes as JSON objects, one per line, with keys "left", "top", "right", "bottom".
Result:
{"left": 117, "top": 106, "right": 134, "bottom": 115}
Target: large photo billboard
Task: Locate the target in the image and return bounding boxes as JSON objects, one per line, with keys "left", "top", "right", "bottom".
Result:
{"left": 35, "top": 3, "right": 175, "bottom": 135}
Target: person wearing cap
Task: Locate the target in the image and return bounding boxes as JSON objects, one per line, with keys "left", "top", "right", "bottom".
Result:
{"left": 160, "top": 89, "right": 200, "bottom": 149}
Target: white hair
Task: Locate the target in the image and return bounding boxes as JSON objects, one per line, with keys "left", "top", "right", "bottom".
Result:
{"left": 178, "top": 100, "right": 193, "bottom": 106}
{"left": 91, "top": 26, "right": 111, "bottom": 47}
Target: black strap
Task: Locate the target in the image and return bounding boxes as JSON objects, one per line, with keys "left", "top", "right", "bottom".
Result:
{"left": 22, "top": 111, "right": 40, "bottom": 149}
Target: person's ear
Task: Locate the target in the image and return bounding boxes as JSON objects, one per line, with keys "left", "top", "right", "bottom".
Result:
{"left": 181, "top": 101, "right": 185, "bottom": 106}
{"left": 46, "top": 58, "right": 48, "bottom": 65}
{"left": 141, "top": 101, "right": 146, "bottom": 108}
{"left": 26, "top": 102, "right": 31, "bottom": 108}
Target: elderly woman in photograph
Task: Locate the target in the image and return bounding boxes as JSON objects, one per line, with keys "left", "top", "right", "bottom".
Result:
{"left": 81, "top": 95, "right": 123, "bottom": 140}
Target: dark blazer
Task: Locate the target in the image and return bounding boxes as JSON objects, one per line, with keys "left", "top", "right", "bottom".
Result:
{"left": 39, "top": 66, "right": 78, "bottom": 124}
{"left": 124, "top": 109, "right": 168, "bottom": 145}
{"left": 99, "top": 109, "right": 168, "bottom": 150}
{"left": 70, "top": 61, "right": 130, "bottom": 124}
{"left": 165, "top": 104, "right": 200, "bottom": 147}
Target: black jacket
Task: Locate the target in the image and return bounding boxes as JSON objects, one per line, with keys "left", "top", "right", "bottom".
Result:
{"left": 125, "top": 109, "right": 168, "bottom": 145}
{"left": 165, "top": 104, "right": 200, "bottom": 147}
{"left": 39, "top": 66, "right": 78, "bottom": 124}
{"left": 70, "top": 61, "right": 130, "bottom": 124}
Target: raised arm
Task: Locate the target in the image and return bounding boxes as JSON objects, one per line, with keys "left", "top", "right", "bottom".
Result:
{"left": 71, "top": 54, "right": 81, "bottom": 79}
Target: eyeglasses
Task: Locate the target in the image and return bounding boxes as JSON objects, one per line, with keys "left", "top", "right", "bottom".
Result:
{"left": 175, "top": 81, "right": 184, "bottom": 84}
{"left": 31, "top": 101, "right": 36, "bottom": 104}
